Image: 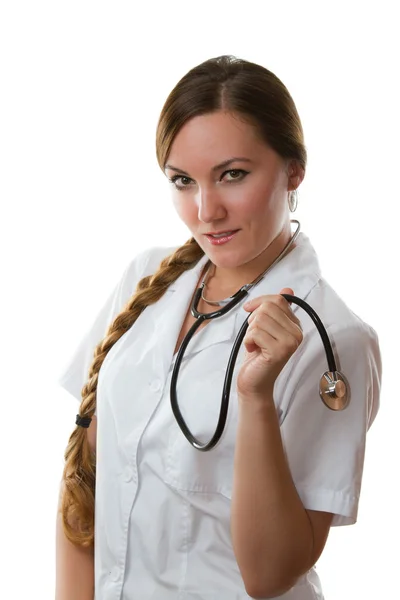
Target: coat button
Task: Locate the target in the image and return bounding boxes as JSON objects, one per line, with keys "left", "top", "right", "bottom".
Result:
{"left": 150, "top": 379, "right": 161, "bottom": 392}
{"left": 110, "top": 566, "right": 120, "bottom": 581}
{"left": 123, "top": 466, "right": 134, "bottom": 482}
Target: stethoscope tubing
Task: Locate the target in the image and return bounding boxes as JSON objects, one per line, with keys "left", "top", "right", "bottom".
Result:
{"left": 170, "top": 291, "right": 338, "bottom": 452}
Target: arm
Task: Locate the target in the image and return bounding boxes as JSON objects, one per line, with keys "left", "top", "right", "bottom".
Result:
{"left": 55, "top": 419, "right": 97, "bottom": 600}
{"left": 55, "top": 483, "right": 95, "bottom": 600}
{"left": 233, "top": 290, "right": 380, "bottom": 598}
{"left": 230, "top": 397, "right": 332, "bottom": 599}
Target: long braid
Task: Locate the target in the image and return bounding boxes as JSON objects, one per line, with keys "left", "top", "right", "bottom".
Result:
{"left": 60, "top": 237, "right": 204, "bottom": 547}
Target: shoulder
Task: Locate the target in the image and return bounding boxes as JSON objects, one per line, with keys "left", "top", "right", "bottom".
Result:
{"left": 303, "top": 276, "right": 380, "bottom": 348}
{"left": 289, "top": 232, "right": 379, "bottom": 347}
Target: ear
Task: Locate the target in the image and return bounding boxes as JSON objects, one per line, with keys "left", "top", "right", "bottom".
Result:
{"left": 287, "top": 160, "right": 305, "bottom": 191}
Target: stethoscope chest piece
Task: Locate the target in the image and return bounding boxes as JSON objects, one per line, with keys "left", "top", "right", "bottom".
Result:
{"left": 319, "top": 371, "right": 349, "bottom": 410}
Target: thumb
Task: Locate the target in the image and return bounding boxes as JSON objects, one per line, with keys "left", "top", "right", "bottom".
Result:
{"left": 280, "top": 287, "right": 294, "bottom": 306}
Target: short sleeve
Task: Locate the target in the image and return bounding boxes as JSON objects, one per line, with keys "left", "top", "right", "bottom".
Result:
{"left": 279, "top": 319, "right": 382, "bottom": 527}
{"left": 57, "top": 245, "right": 176, "bottom": 411}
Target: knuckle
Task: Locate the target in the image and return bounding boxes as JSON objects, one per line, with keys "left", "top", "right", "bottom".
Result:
{"left": 295, "top": 332, "right": 303, "bottom": 347}
{"left": 293, "top": 320, "right": 302, "bottom": 334}
{"left": 243, "top": 330, "right": 253, "bottom": 344}
{"left": 251, "top": 313, "right": 259, "bottom": 325}
{"left": 277, "top": 294, "right": 288, "bottom": 307}
{"left": 285, "top": 332, "right": 301, "bottom": 352}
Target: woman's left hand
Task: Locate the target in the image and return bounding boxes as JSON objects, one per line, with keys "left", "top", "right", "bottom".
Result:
{"left": 237, "top": 287, "right": 303, "bottom": 401}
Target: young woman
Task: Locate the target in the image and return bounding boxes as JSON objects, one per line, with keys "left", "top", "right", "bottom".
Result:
{"left": 56, "top": 55, "right": 381, "bottom": 599}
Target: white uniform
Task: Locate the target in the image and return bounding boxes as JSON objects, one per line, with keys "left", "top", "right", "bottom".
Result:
{"left": 58, "top": 232, "right": 381, "bottom": 600}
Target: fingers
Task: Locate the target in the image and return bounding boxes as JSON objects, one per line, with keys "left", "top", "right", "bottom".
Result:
{"left": 244, "top": 290, "right": 293, "bottom": 313}
{"left": 243, "top": 325, "right": 300, "bottom": 357}
{"left": 247, "top": 295, "right": 301, "bottom": 331}
{"left": 244, "top": 327, "right": 277, "bottom": 355}
{"left": 244, "top": 295, "right": 303, "bottom": 357}
{"left": 244, "top": 312, "right": 303, "bottom": 354}
{"left": 249, "top": 309, "right": 302, "bottom": 341}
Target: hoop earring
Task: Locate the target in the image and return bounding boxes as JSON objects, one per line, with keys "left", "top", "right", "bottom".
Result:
{"left": 288, "top": 189, "right": 298, "bottom": 212}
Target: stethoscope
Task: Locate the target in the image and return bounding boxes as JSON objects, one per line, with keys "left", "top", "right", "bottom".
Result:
{"left": 170, "top": 220, "right": 349, "bottom": 451}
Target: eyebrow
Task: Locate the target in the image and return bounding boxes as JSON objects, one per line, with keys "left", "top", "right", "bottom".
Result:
{"left": 164, "top": 157, "right": 253, "bottom": 176}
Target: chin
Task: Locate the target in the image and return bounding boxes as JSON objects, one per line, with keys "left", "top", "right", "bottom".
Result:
{"left": 206, "top": 251, "right": 253, "bottom": 269}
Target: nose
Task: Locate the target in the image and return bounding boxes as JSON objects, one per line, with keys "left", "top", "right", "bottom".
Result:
{"left": 196, "top": 188, "right": 227, "bottom": 223}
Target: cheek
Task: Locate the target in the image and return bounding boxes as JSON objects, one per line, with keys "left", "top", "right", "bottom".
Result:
{"left": 243, "top": 179, "right": 283, "bottom": 217}
{"left": 236, "top": 188, "right": 270, "bottom": 218}
{"left": 172, "top": 194, "right": 197, "bottom": 224}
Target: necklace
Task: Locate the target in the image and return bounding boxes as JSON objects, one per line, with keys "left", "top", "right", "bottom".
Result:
{"left": 200, "top": 220, "right": 301, "bottom": 307}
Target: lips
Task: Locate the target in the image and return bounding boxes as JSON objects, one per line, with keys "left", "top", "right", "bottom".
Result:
{"left": 204, "top": 230, "right": 240, "bottom": 246}
{"left": 204, "top": 229, "right": 239, "bottom": 236}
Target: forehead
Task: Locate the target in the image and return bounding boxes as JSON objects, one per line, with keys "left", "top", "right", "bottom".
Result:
{"left": 167, "top": 111, "right": 269, "bottom": 168}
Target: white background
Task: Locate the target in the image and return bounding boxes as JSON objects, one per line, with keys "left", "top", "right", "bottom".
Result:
{"left": 0, "top": 1, "right": 398, "bottom": 598}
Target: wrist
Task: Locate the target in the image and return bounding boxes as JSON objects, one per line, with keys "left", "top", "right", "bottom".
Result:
{"left": 237, "top": 388, "right": 276, "bottom": 411}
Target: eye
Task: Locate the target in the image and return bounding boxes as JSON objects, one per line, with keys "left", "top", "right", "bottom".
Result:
{"left": 222, "top": 169, "right": 249, "bottom": 182}
{"left": 168, "top": 175, "right": 194, "bottom": 191}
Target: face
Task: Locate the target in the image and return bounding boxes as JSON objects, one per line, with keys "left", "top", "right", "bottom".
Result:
{"left": 164, "top": 110, "right": 302, "bottom": 281}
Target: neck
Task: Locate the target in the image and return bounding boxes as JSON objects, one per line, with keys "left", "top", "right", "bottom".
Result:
{"left": 205, "top": 221, "right": 295, "bottom": 297}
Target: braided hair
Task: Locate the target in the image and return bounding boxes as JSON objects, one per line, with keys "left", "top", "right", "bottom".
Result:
{"left": 61, "top": 238, "right": 203, "bottom": 546}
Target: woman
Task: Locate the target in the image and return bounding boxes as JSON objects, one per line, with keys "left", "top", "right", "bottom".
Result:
{"left": 56, "top": 55, "right": 381, "bottom": 599}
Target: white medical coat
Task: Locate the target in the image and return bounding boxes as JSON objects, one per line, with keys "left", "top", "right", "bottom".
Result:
{"left": 58, "top": 232, "right": 382, "bottom": 600}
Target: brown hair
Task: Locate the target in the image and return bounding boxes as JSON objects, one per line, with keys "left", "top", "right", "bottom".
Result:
{"left": 60, "top": 54, "right": 307, "bottom": 547}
